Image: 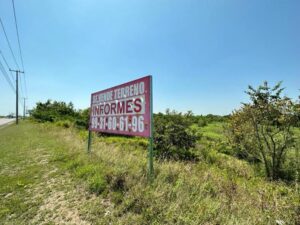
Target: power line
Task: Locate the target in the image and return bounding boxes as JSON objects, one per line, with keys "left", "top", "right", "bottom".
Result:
{"left": 0, "top": 50, "right": 23, "bottom": 106}
{"left": 0, "top": 1, "right": 27, "bottom": 121}
{"left": 0, "top": 52, "right": 23, "bottom": 107}
{"left": 0, "top": 50, "right": 14, "bottom": 82}
{"left": 12, "top": 0, "right": 24, "bottom": 71}
{"left": 0, "top": 17, "right": 20, "bottom": 70}
{"left": 11, "top": 0, "right": 27, "bottom": 98}
{"left": 0, "top": 59, "right": 15, "bottom": 92}
{"left": 0, "top": 50, "right": 23, "bottom": 107}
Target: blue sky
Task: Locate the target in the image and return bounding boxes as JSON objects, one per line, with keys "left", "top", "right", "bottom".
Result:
{"left": 0, "top": 0, "right": 299, "bottom": 116}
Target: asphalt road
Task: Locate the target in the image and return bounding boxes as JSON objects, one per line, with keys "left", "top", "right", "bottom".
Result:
{"left": 0, "top": 118, "right": 15, "bottom": 126}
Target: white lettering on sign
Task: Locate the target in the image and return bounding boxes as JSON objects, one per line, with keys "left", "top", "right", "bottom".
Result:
{"left": 89, "top": 76, "right": 151, "bottom": 137}
{"left": 92, "top": 95, "right": 145, "bottom": 117}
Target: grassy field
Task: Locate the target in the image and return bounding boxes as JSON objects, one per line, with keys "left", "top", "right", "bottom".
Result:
{"left": 199, "top": 122, "right": 226, "bottom": 141}
{"left": 0, "top": 121, "right": 299, "bottom": 224}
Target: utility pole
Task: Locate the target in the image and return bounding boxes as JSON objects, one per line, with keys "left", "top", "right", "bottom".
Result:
{"left": 23, "top": 97, "right": 27, "bottom": 119}
{"left": 9, "top": 69, "right": 24, "bottom": 125}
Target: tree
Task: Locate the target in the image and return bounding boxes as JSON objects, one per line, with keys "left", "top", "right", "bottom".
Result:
{"left": 228, "top": 81, "right": 299, "bottom": 180}
{"left": 30, "top": 100, "right": 77, "bottom": 122}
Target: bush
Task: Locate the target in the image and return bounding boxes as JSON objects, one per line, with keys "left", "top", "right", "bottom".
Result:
{"left": 55, "top": 120, "right": 72, "bottom": 128}
{"left": 198, "top": 119, "right": 208, "bottom": 127}
{"left": 30, "top": 100, "right": 77, "bottom": 122}
{"left": 74, "top": 108, "right": 90, "bottom": 129}
{"left": 154, "top": 110, "right": 200, "bottom": 160}
{"left": 30, "top": 100, "right": 91, "bottom": 130}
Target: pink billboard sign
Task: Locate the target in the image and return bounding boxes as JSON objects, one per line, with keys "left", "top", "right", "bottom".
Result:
{"left": 89, "top": 76, "right": 152, "bottom": 137}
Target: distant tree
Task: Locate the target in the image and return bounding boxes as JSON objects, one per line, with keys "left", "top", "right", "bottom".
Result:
{"left": 30, "top": 100, "right": 77, "bottom": 122}
{"left": 228, "top": 81, "right": 300, "bottom": 180}
{"left": 6, "top": 113, "right": 14, "bottom": 118}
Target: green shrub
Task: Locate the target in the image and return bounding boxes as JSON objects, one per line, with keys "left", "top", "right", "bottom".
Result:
{"left": 74, "top": 108, "right": 90, "bottom": 129}
{"left": 76, "top": 165, "right": 97, "bottom": 179}
{"left": 154, "top": 111, "right": 200, "bottom": 160}
{"left": 30, "top": 100, "right": 90, "bottom": 130}
{"left": 88, "top": 173, "right": 107, "bottom": 195}
{"left": 30, "top": 100, "right": 77, "bottom": 122}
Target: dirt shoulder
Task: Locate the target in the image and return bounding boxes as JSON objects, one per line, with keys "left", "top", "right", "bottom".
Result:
{"left": 0, "top": 122, "right": 96, "bottom": 225}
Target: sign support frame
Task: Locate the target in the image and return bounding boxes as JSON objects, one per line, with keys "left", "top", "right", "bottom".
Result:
{"left": 87, "top": 75, "right": 154, "bottom": 181}
{"left": 148, "top": 76, "right": 154, "bottom": 181}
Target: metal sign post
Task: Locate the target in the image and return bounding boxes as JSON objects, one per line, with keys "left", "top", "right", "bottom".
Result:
{"left": 148, "top": 76, "right": 154, "bottom": 180}
{"left": 87, "top": 130, "right": 92, "bottom": 153}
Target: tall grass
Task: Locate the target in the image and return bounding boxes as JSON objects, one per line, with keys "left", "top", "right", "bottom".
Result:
{"left": 44, "top": 122, "right": 299, "bottom": 225}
